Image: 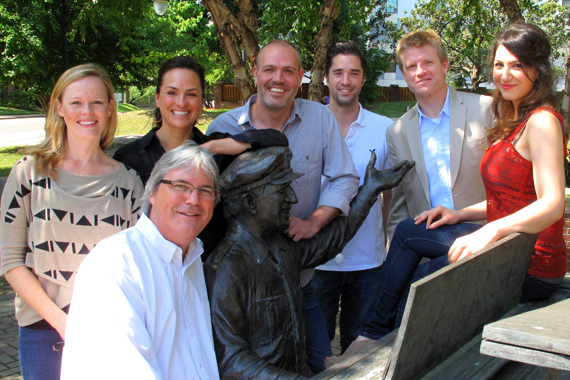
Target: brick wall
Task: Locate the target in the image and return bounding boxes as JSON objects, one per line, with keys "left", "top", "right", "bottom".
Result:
{"left": 564, "top": 209, "right": 570, "bottom": 272}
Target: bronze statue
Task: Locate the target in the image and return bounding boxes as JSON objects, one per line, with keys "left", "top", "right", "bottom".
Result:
{"left": 204, "top": 146, "right": 413, "bottom": 379}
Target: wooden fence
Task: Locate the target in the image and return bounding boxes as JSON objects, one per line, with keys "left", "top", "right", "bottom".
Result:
{"left": 215, "top": 83, "right": 415, "bottom": 108}
{"left": 376, "top": 86, "right": 416, "bottom": 102}
{"left": 213, "top": 83, "right": 563, "bottom": 108}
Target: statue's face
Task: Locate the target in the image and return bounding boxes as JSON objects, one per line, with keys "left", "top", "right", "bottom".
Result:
{"left": 255, "top": 182, "right": 298, "bottom": 234}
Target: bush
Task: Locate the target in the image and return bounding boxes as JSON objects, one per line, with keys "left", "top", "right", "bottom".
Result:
{"left": 0, "top": 90, "right": 42, "bottom": 110}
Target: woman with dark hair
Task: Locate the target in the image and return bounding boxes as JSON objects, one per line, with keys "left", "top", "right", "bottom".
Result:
{"left": 328, "top": 23, "right": 567, "bottom": 364}
{"left": 113, "top": 56, "right": 287, "bottom": 253}
{"left": 0, "top": 63, "right": 144, "bottom": 379}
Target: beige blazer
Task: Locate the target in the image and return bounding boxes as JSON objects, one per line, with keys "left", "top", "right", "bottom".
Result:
{"left": 386, "top": 87, "right": 493, "bottom": 244}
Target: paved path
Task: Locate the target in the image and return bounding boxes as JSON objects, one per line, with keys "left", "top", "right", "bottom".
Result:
{"left": 0, "top": 278, "right": 21, "bottom": 380}
{"left": 0, "top": 117, "right": 46, "bottom": 149}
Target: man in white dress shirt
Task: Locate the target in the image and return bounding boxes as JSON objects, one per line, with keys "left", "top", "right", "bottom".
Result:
{"left": 61, "top": 142, "right": 220, "bottom": 380}
{"left": 312, "top": 41, "right": 393, "bottom": 354}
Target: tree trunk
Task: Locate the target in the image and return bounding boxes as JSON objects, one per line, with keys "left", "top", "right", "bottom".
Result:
{"left": 498, "top": 0, "right": 525, "bottom": 23}
{"left": 202, "top": 0, "right": 258, "bottom": 103}
{"left": 562, "top": 56, "right": 570, "bottom": 129}
{"left": 470, "top": 65, "right": 480, "bottom": 93}
{"left": 308, "top": 0, "right": 339, "bottom": 102}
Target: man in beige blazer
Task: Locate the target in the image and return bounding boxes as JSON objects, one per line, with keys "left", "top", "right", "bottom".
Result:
{"left": 386, "top": 30, "right": 492, "bottom": 243}
{"left": 323, "top": 31, "right": 494, "bottom": 363}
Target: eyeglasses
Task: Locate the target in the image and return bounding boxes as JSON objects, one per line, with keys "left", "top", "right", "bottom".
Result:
{"left": 159, "top": 180, "right": 219, "bottom": 200}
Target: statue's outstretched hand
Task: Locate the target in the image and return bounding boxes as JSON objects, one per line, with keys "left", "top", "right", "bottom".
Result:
{"left": 364, "top": 150, "right": 414, "bottom": 193}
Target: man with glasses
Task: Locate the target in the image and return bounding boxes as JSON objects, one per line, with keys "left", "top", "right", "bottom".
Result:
{"left": 61, "top": 142, "right": 221, "bottom": 380}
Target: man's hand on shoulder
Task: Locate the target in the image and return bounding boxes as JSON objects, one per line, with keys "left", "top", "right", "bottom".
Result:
{"left": 284, "top": 206, "right": 340, "bottom": 242}
{"left": 285, "top": 217, "right": 320, "bottom": 242}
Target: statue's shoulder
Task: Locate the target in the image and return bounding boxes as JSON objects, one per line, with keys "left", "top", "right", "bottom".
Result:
{"left": 205, "top": 237, "right": 241, "bottom": 271}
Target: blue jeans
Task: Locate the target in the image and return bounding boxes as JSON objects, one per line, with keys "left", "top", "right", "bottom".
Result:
{"left": 359, "top": 219, "right": 481, "bottom": 340}
{"left": 312, "top": 266, "right": 382, "bottom": 353}
{"left": 19, "top": 327, "right": 63, "bottom": 380}
{"left": 303, "top": 282, "right": 332, "bottom": 374}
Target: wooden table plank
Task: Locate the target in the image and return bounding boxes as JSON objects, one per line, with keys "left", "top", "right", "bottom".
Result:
{"left": 482, "top": 299, "right": 570, "bottom": 356}
{"left": 426, "top": 287, "right": 570, "bottom": 379}
{"left": 480, "top": 340, "right": 570, "bottom": 371}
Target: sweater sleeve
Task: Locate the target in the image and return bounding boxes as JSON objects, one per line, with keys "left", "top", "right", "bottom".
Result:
{"left": 1, "top": 157, "right": 33, "bottom": 275}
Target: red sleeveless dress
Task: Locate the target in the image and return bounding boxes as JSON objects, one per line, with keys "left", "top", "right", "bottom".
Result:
{"left": 480, "top": 108, "right": 567, "bottom": 279}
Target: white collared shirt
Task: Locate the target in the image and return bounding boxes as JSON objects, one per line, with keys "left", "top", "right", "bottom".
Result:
{"left": 318, "top": 104, "right": 392, "bottom": 271}
{"left": 418, "top": 87, "right": 454, "bottom": 210}
{"left": 61, "top": 214, "right": 219, "bottom": 380}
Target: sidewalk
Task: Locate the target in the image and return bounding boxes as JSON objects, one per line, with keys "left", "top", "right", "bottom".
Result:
{"left": 0, "top": 279, "right": 21, "bottom": 379}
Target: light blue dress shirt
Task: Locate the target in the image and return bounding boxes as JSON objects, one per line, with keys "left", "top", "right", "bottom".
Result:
{"left": 418, "top": 88, "right": 454, "bottom": 210}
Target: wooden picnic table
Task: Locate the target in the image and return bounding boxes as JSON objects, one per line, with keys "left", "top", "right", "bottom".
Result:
{"left": 481, "top": 298, "right": 570, "bottom": 379}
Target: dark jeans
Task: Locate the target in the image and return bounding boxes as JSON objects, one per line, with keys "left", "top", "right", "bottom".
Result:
{"left": 19, "top": 326, "right": 63, "bottom": 380}
{"left": 303, "top": 282, "right": 332, "bottom": 374}
{"left": 312, "top": 266, "right": 382, "bottom": 353}
{"left": 359, "top": 218, "right": 481, "bottom": 340}
{"left": 521, "top": 275, "right": 562, "bottom": 302}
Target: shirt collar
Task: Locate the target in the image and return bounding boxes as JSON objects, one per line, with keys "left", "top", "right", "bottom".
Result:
{"left": 226, "top": 221, "right": 270, "bottom": 264}
{"left": 138, "top": 126, "right": 206, "bottom": 150}
{"left": 326, "top": 103, "right": 365, "bottom": 129}
{"left": 135, "top": 213, "right": 204, "bottom": 267}
{"left": 238, "top": 94, "right": 300, "bottom": 129}
{"left": 352, "top": 103, "right": 366, "bottom": 128}
{"left": 417, "top": 87, "right": 450, "bottom": 121}
{"left": 138, "top": 127, "right": 161, "bottom": 151}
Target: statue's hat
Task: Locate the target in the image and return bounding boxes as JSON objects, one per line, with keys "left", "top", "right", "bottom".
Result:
{"left": 220, "top": 146, "right": 303, "bottom": 197}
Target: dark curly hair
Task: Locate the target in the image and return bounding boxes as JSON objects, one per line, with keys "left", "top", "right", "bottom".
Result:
{"left": 487, "top": 23, "right": 558, "bottom": 145}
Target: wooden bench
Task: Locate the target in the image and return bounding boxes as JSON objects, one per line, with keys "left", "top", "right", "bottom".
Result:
{"left": 314, "top": 232, "right": 538, "bottom": 380}
{"left": 481, "top": 296, "right": 570, "bottom": 379}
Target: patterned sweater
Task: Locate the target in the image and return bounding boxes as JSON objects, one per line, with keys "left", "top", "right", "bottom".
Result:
{"left": 0, "top": 156, "right": 144, "bottom": 326}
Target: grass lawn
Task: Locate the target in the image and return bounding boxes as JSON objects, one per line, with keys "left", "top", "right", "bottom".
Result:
{"left": 118, "top": 103, "right": 141, "bottom": 113}
{"left": 367, "top": 101, "right": 416, "bottom": 119}
{"left": 0, "top": 107, "right": 41, "bottom": 116}
{"left": 0, "top": 146, "right": 24, "bottom": 177}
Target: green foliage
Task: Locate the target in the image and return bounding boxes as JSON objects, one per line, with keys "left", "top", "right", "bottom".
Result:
{"left": 1, "top": 0, "right": 228, "bottom": 108}
{"left": 0, "top": 90, "right": 42, "bottom": 110}
{"left": 129, "top": 86, "right": 156, "bottom": 106}
{"left": 259, "top": 0, "right": 384, "bottom": 70}
{"left": 397, "top": 0, "right": 570, "bottom": 91}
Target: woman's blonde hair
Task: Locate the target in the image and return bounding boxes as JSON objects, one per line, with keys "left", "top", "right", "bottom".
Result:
{"left": 23, "top": 63, "right": 117, "bottom": 177}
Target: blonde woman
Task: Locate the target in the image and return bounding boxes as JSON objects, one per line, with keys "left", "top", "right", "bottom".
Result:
{"left": 0, "top": 63, "right": 143, "bottom": 379}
